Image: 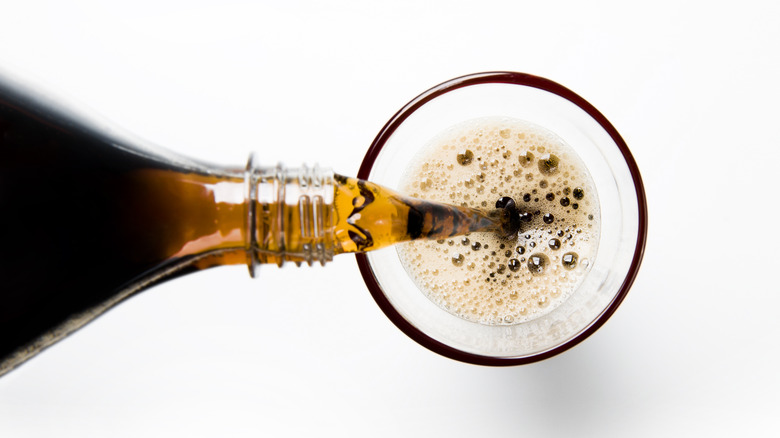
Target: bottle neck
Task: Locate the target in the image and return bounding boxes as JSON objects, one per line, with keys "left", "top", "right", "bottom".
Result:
{"left": 244, "top": 156, "right": 336, "bottom": 276}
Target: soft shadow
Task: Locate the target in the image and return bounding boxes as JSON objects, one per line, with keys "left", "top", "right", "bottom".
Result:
{"left": 478, "top": 339, "right": 635, "bottom": 436}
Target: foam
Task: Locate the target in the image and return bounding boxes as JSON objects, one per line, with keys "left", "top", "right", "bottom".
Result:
{"left": 396, "top": 117, "right": 600, "bottom": 325}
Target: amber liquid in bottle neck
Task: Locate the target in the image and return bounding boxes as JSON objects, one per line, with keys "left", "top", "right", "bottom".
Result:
{"left": 135, "top": 159, "right": 503, "bottom": 275}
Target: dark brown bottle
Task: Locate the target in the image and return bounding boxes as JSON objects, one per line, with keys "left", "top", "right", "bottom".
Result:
{"left": 0, "top": 72, "right": 505, "bottom": 376}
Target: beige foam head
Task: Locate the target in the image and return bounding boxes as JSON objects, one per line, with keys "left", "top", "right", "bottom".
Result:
{"left": 397, "top": 117, "right": 600, "bottom": 325}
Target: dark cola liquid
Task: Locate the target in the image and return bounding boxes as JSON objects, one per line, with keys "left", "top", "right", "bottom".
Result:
{"left": 0, "top": 78, "right": 243, "bottom": 372}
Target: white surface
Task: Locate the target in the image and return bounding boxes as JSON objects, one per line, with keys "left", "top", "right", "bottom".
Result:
{"left": 1, "top": 1, "right": 778, "bottom": 437}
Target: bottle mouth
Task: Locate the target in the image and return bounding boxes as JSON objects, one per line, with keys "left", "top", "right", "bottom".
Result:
{"left": 244, "top": 157, "right": 336, "bottom": 276}
{"left": 355, "top": 72, "right": 647, "bottom": 365}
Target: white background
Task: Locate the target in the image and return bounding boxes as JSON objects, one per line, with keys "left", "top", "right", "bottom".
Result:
{"left": 1, "top": 1, "right": 778, "bottom": 437}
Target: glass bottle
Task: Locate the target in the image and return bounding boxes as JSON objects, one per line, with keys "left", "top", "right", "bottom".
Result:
{"left": 0, "top": 72, "right": 503, "bottom": 376}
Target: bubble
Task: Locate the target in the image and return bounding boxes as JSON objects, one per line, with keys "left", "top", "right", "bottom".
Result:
{"left": 495, "top": 196, "right": 515, "bottom": 210}
{"left": 573, "top": 187, "right": 584, "bottom": 200}
{"left": 508, "top": 258, "right": 521, "bottom": 272}
{"left": 527, "top": 253, "right": 549, "bottom": 275}
{"left": 546, "top": 193, "right": 555, "bottom": 201}
{"left": 523, "top": 193, "right": 531, "bottom": 202}
{"left": 461, "top": 237, "right": 470, "bottom": 246}
{"left": 572, "top": 203, "right": 579, "bottom": 210}
{"left": 518, "top": 151, "right": 534, "bottom": 168}
{"left": 516, "top": 246, "right": 526, "bottom": 255}
{"left": 543, "top": 213, "right": 555, "bottom": 224}
{"left": 562, "top": 252, "right": 578, "bottom": 269}
{"left": 452, "top": 253, "right": 465, "bottom": 266}
{"left": 548, "top": 238, "right": 561, "bottom": 250}
{"left": 456, "top": 149, "right": 474, "bottom": 165}
{"left": 560, "top": 197, "right": 570, "bottom": 207}
{"left": 538, "top": 153, "right": 560, "bottom": 175}
{"left": 471, "top": 241, "right": 482, "bottom": 251}
{"left": 539, "top": 180, "right": 548, "bottom": 189}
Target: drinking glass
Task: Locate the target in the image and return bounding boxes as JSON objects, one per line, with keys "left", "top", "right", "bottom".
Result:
{"left": 357, "top": 72, "right": 647, "bottom": 365}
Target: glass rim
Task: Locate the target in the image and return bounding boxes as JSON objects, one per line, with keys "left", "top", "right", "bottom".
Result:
{"left": 356, "top": 71, "right": 648, "bottom": 366}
